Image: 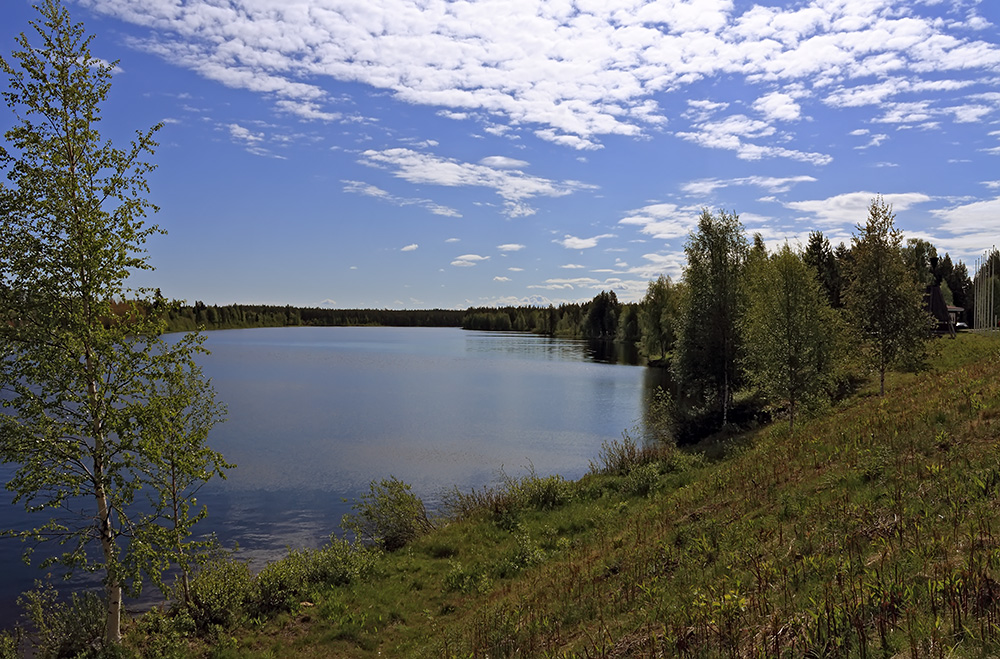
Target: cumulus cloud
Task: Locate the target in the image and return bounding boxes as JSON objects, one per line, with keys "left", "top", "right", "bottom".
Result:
{"left": 80, "top": 0, "right": 1000, "bottom": 152}
{"left": 493, "top": 276, "right": 511, "bottom": 282}
{"left": 497, "top": 243, "right": 526, "bottom": 252}
{"left": 618, "top": 203, "right": 697, "bottom": 241}
{"left": 932, "top": 197, "right": 1000, "bottom": 248}
{"left": 358, "top": 148, "right": 596, "bottom": 218}
{"left": 557, "top": 234, "right": 616, "bottom": 249}
{"left": 786, "top": 191, "right": 933, "bottom": 227}
{"left": 401, "top": 244, "right": 419, "bottom": 252}
{"left": 753, "top": 91, "right": 802, "bottom": 122}
{"left": 451, "top": 254, "right": 490, "bottom": 267}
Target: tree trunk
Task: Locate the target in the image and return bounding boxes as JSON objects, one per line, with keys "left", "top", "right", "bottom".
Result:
{"left": 95, "top": 485, "right": 122, "bottom": 644}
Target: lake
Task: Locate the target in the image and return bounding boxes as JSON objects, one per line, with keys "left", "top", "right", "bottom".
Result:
{"left": 0, "top": 326, "right": 668, "bottom": 625}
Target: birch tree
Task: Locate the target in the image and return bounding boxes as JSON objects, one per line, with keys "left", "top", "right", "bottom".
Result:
{"left": 843, "top": 196, "right": 931, "bottom": 395}
{"left": 742, "top": 244, "right": 840, "bottom": 432}
{"left": 673, "top": 209, "right": 747, "bottom": 427}
{"left": 0, "top": 0, "right": 227, "bottom": 645}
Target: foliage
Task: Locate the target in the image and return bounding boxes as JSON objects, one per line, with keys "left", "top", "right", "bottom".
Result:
{"left": 185, "top": 558, "right": 255, "bottom": 632}
{"left": 0, "top": 0, "right": 226, "bottom": 644}
{"left": 341, "top": 476, "right": 434, "bottom": 552}
{"left": 441, "top": 466, "right": 574, "bottom": 529}
{"left": 741, "top": 243, "right": 842, "bottom": 432}
{"left": 582, "top": 290, "right": 620, "bottom": 339}
{"left": 17, "top": 582, "right": 105, "bottom": 659}
{"left": 802, "top": 230, "right": 843, "bottom": 308}
{"left": 843, "top": 195, "right": 933, "bottom": 394}
{"left": 673, "top": 209, "right": 748, "bottom": 426}
{"left": 637, "top": 275, "right": 683, "bottom": 359}
{"left": 133, "top": 362, "right": 230, "bottom": 605}
{"left": 251, "top": 539, "right": 380, "bottom": 617}
{"left": 901, "top": 237, "right": 938, "bottom": 287}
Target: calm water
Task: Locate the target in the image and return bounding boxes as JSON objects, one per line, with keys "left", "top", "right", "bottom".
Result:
{"left": 0, "top": 327, "right": 667, "bottom": 624}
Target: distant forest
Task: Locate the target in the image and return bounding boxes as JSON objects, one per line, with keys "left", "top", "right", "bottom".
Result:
{"left": 163, "top": 303, "right": 465, "bottom": 333}
{"left": 161, "top": 293, "right": 635, "bottom": 342}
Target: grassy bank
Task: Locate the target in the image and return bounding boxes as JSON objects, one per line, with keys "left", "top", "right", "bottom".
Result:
{"left": 12, "top": 333, "right": 1000, "bottom": 658}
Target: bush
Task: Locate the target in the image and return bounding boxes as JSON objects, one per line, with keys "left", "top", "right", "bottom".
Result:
{"left": 622, "top": 462, "right": 660, "bottom": 497}
{"left": 341, "top": 476, "right": 434, "bottom": 551}
{"left": 251, "top": 539, "right": 379, "bottom": 616}
{"left": 186, "top": 558, "right": 254, "bottom": 632}
{"left": 18, "top": 582, "right": 105, "bottom": 659}
{"left": 440, "top": 466, "right": 573, "bottom": 529}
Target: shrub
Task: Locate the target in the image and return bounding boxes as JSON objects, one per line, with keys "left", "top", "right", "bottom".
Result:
{"left": 341, "top": 476, "right": 434, "bottom": 551}
{"left": 441, "top": 466, "right": 573, "bottom": 528}
{"left": 186, "top": 558, "right": 254, "bottom": 632}
{"left": 622, "top": 462, "right": 660, "bottom": 497}
{"left": 18, "top": 582, "right": 105, "bottom": 659}
{"left": 250, "top": 539, "right": 379, "bottom": 616}
{"left": 444, "top": 561, "right": 492, "bottom": 594}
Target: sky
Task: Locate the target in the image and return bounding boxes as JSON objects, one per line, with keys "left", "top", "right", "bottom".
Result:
{"left": 2, "top": 0, "right": 1000, "bottom": 309}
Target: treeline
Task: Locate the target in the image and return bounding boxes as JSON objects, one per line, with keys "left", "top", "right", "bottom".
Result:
{"left": 163, "top": 303, "right": 465, "bottom": 333}
{"left": 462, "top": 290, "right": 641, "bottom": 343}
{"left": 465, "top": 199, "right": 989, "bottom": 440}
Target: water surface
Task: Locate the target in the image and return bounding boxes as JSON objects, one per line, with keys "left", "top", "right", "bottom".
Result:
{"left": 0, "top": 327, "right": 666, "bottom": 624}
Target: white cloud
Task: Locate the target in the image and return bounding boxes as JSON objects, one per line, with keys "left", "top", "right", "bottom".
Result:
{"left": 342, "top": 180, "right": 462, "bottom": 217}
{"left": 479, "top": 156, "right": 529, "bottom": 169}
{"left": 618, "top": 203, "right": 696, "bottom": 241}
{"left": 497, "top": 243, "right": 526, "bottom": 252}
{"left": 401, "top": 243, "right": 419, "bottom": 252}
{"left": 557, "top": 234, "right": 616, "bottom": 249}
{"left": 359, "top": 148, "right": 596, "bottom": 218}
{"left": 675, "top": 114, "right": 832, "bottom": 165}
{"left": 82, "top": 0, "right": 1000, "bottom": 150}
{"left": 753, "top": 91, "right": 802, "bottom": 122}
{"left": 561, "top": 264, "right": 585, "bottom": 269}
{"left": 786, "top": 191, "right": 933, "bottom": 226}
{"left": 508, "top": 267, "right": 524, "bottom": 272}
{"left": 451, "top": 254, "right": 490, "bottom": 267}
{"left": 445, "top": 237, "right": 461, "bottom": 243}
{"left": 681, "top": 175, "right": 817, "bottom": 196}
{"left": 528, "top": 277, "right": 601, "bottom": 291}
{"left": 493, "top": 276, "right": 511, "bottom": 282}
{"left": 932, "top": 196, "right": 1000, "bottom": 238}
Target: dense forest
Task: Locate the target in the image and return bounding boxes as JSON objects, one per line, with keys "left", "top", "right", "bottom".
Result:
{"left": 163, "top": 303, "right": 465, "bottom": 332}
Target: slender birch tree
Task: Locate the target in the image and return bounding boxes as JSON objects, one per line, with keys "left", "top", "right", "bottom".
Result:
{"left": 0, "top": 0, "right": 227, "bottom": 645}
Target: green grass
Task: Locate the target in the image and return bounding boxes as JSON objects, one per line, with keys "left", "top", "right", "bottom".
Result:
{"left": 101, "top": 332, "right": 1000, "bottom": 657}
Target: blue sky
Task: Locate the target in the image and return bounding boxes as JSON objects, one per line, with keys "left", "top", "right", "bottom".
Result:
{"left": 3, "top": 0, "right": 1000, "bottom": 309}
